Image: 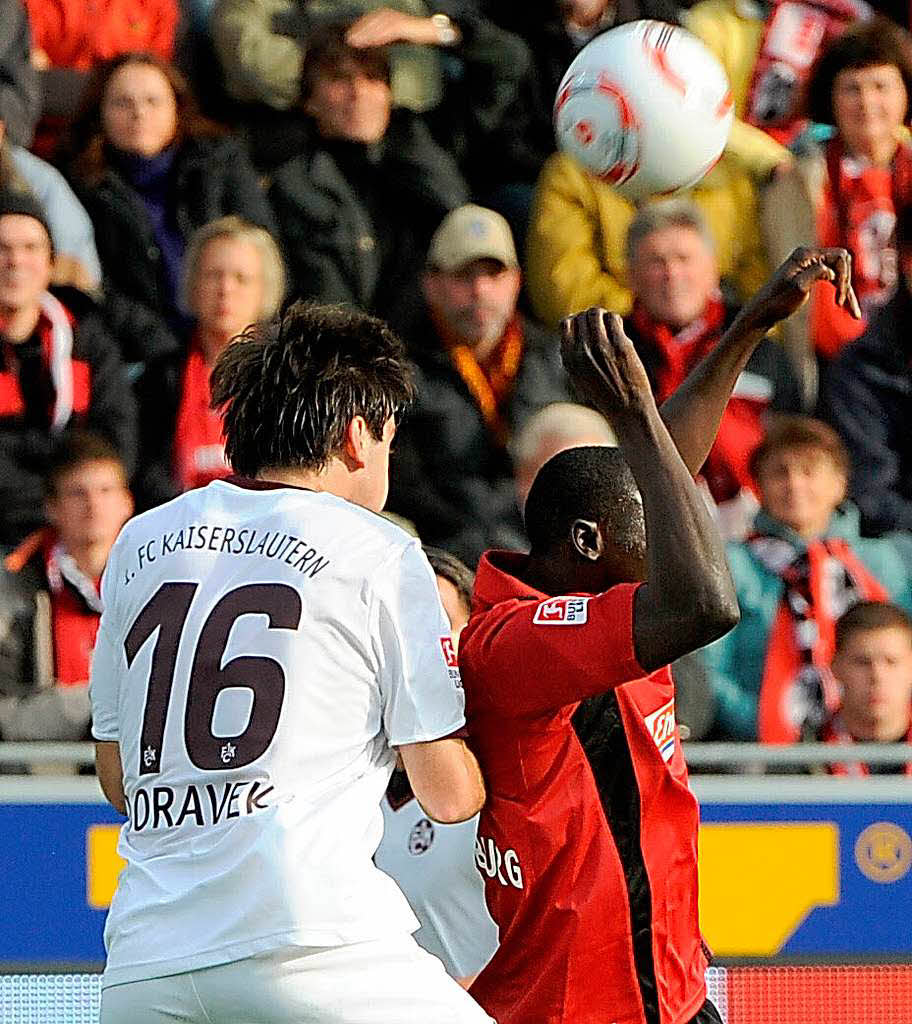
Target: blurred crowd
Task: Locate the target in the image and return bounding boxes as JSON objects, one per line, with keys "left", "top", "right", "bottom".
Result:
{"left": 2, "top": 0, "right": 912, "bottom": 771}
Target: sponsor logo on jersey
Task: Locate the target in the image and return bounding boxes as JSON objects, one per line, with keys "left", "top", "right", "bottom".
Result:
{"left": 475, "top": 836, "right": 524, "bottom": 889}
{"left": 532, "top": 596, "right": 590, "bottom": 626}
{"left": 408, "top": 818, "right": 435, "bottom": 855}
{"left": 644, "top": 698, "right": 676, "bottom": 762}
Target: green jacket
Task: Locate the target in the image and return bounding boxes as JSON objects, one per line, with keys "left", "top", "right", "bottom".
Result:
{"left": 702, "top": 504, "right": 912, "bottom": 739}
{"left": 211, "top": 0, "right": 443, "bottom": 112}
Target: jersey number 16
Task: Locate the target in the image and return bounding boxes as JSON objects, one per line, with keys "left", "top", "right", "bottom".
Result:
{"left": 124, "top": 582, "right": 302, "bottom": 776}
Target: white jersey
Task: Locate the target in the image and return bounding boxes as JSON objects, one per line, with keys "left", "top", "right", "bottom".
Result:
{"left": 376, "top": 793, "right": 498, "bottom": 981}
{"left": 90, "top": 479, "right": 465, "bottom": 988}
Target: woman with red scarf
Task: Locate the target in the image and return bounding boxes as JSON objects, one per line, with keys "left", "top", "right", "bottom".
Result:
{"left": 762, "top": 18, "right": 912, "bottom": 401}
{"left": 136, "top": 215, "right": 285, "bottom": 504}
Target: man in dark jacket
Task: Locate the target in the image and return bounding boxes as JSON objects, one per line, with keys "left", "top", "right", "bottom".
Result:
{"left": 269, "top": 26, "right": 469, "bottom": 327}
{"left": 821, "top": 207, "right": 912, "bottom": 536}
{"left": 0, "top": 190, "right": 137, "bottom": 545}
{"left": 387, "top": 204, "right": 568, "bottom": 566}
{"left": 0, "top": 430, "right": 133, "bottom": 740}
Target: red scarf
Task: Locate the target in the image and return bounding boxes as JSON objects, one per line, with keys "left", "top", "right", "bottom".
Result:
{"left": 45, "top": 533, "right": 103, "bottom": 686}
{"left": 0, "top": 300, "right": 89, "bottom": 425}
{"left": 629, "top": 298, "right": 765, "bottom": 502}
{"left": 820, "top": 713, "right": 912, "bottom": 775}
{"left": 745, "top": 0, "right": 870, "bottom": 146}
{"left": 751, "top": 533, "right": 889, "bottom": 743}
{"left": 629, "top": 296, "right": 727, "bottom": 402}
{"left": 173, "top": 341, "right": 230, "bottom": 492}
{"left": 811, "top": 137, "right": 912, "bottom": 358}
{"left": 4, "top": 529, "right": 102, "bottom": 686}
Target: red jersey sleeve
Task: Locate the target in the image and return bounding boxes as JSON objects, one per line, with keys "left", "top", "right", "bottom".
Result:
{"left": 461, "top": 583, "right": 646, "bottom": 717}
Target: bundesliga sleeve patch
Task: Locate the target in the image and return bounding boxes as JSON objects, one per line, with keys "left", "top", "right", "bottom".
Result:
{"left": 439, "top": 636, "right": 462, "bottom": 687}
{"left": 532, "top": 596, "right": 590, "bottom": 625}
{"left": 439, "top": 636, "right": 458, "bottom": 668}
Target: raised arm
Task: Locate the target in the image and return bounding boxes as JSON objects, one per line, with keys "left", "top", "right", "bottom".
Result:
{"left": 659, "top": 247, "right": 860, "bottom": 476}
{"left": 561, "top": 310, "right": 739, "bottom": 671}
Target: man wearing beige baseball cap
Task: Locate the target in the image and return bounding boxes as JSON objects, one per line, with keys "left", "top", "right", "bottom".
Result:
{"left": 385, "top": 204, "right": 568, "bottom": 566}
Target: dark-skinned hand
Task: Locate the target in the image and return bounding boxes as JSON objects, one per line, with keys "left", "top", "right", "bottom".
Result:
{"left": 560, "top": 307, "right": 656, "bottom": 422}
{"left": 741, "top": 246, "right": 861, "bottom": 334}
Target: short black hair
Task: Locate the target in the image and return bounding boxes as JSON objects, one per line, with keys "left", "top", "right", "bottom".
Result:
{"left": 210, "top": 302, "right": 415, "bottom": 478}
{"left": 46, "top": 430, "right": 126, "bottom": 496}
{"left": 425, "top": 547, "right": 475, "bottom": 613}
{"left": 805, "top": 17, "right": 912, "bottom": 126}
{"left": 836, "top": 601, "right": 912, "bottom": 653}
{"left": 524, "top": 446, "right": 645, "bottom": 557}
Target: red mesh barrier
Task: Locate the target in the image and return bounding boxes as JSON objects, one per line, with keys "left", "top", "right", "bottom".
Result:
{"left": 725, "top": 965, "right": 912, "bottom": 1024}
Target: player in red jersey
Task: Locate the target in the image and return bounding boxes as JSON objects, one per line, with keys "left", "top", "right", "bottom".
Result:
{"left": 458, "top": 248, "right": 860, "bottom": 1024}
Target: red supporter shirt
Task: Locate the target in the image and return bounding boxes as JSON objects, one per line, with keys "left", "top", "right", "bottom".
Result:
{"left": 25, "top": 0, "right": 177, "bottom": 70}
{"left": 459, "top": 552, "right": 707, "bottom": 1024}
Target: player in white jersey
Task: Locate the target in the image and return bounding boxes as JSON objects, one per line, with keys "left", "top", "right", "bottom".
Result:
{"left": 90, "top": 303, "right": 492, "bottom": 1024}
{"left": 376, "top": 550, "right": 499, "bottom": 986}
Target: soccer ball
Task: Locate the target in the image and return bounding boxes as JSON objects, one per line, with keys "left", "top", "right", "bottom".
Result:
{"left": 554, "top": 20, "right": 734, "bottom": 201}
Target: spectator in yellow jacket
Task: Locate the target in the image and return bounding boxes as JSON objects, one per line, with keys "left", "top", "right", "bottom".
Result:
{"left": 685, "top": 0, "right": 791, "bottom": 177}
{"left": 525, "top": 151, "right": 769, "bottom": 327}
{"left": 685, "top": 0, "right": 870, "bottom": 178}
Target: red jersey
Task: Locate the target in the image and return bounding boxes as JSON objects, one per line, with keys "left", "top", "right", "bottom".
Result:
{"left": 459, "top": 552, "right": 707, "bottom": 1024}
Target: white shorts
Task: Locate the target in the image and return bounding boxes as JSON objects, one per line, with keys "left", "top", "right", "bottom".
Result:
{"left": 99, "top": 935, "right": 495, "bottom": 1024}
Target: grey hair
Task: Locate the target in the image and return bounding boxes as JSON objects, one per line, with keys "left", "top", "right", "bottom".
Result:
{"left": 624, "top": 198, "right": 716, "bottom": 265}
{"left": 511, "top": 402, "right": 616, "bottom": 469}
{"left": 181, "top": 215, "right": 286, "bottom": 321}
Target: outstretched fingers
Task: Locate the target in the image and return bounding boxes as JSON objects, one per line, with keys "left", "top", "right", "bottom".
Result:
{"left": 789, "top": 248, "right": 862, "bottom": 320}
{"left": 821, "top": 248, "right": 862, "bottom": 319}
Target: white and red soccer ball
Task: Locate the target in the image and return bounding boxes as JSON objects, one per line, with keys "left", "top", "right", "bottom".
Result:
{"left": 554, "top": 20, "right": 734, "bottom": 201}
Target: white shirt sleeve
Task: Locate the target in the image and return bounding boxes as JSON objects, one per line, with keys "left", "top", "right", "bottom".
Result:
{"left": 89, "top": 541, "right": 125, "bottom": 742}
{"left": 373, "top": 541, "right": 466, "bottom": 746}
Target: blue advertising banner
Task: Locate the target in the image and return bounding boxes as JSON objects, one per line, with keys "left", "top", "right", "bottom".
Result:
{"left": 694, "top": 776, "right": 912, "bottom": 959}
{"left": 0, "top": 795, "right": 121, "bottom": 966}
{"left": 2, "top": 775, "right": 912, "bottom": 967}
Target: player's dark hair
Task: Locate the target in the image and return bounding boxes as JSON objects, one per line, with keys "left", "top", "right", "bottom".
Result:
{"left": 836, "top": 601, "right": 912, "bottom": 653}
{"left": 804, "top": 17, "right": 912, "bottom": 126}
{"left": 45, "top": 430, "right": 127, "bottom": 497}
{"left": 425, "top": 547, "right": 475, "bottom": 614}
{"left": 749, "top": 415, "right": 850, "bottom": 482}
{"left": 210, "top": 302, "right": 415, "bottom": 477}
{"left": 524, "top": 446, "right": 645, "bottom": 558}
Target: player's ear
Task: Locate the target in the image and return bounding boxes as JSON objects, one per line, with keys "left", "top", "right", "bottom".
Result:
{"left": 571, "top": 518, "right": 603, "bottom": 561}
{"left": 342, "top": 416, "right": 370, "bottom": 470}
